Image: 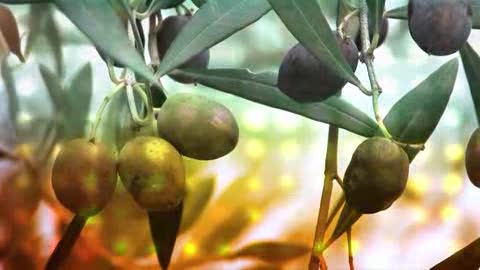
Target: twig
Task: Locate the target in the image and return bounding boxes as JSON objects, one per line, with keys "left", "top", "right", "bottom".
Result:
{"left": 337, "top": 9, "right": 359, "bottom": 39}
{"left": 347, "top": 228, "right": 355, "bottom": 270}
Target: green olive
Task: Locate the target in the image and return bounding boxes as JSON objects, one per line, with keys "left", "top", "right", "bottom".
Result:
{"left": 344, "top": 137, "right": 409, "bottom": 214}
{"left": 157, "top": 93, "right": 239, "bottom": 160}
{"left": 51, "top": 139, "right": 117, "bottom": 217}
{"left": 118, "top": 136, "right": 185, "bottom": 211}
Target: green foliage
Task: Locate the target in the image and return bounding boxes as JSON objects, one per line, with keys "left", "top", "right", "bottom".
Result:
{"left": 460, "top": 42, "right": 480, "bottom": 125}
{"left": 366, "top": 0, "right": 385, "bottom": 42}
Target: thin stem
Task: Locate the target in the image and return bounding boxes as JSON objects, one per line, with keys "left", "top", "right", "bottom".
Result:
{"left": 309, "top": 126, "right": 339, "bottom": 269}
{"left": 347, "top": 228, "right": 355, "bottom": 270}
{"left": 326, "top": 194, "right": 345, "bottom": 230}
{"left": 107, "top": 59, "right": 123, "bottom": 85}
{"left": 148, "top": 14, "right": 161, "bottom": 65}
{"left": 127, "top": 84, "right": 151, "bottom": 126}
{"left": 359, "top": 0, "right": 392, "bottom": 139}
{"left": 45, "top": 215, "right": 88, "bottom": 270}
{"left": 337, "top": 9, "right": 359, "bottom": 38}
{"left": 89, "top": 83, "right": 126, "bottom": 141}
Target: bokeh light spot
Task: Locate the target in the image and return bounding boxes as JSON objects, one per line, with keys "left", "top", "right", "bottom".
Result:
{"left": 444, "top": 144, "right": 464, "bottom": 162}
{"left": 441, "top": 205, "right": 459, "bottom": 222}
{"left": 443, "top": 173, "right": 463, "bottom": 195}
{"left": 244, "top": 139, "right": 266, "bottom": 159}
{"left": 184, "top": 242, "right": 197, "bottom": 257}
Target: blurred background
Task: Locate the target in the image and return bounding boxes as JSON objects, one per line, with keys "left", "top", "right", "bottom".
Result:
{"left": 1, "top": 0, "right": 480, "bottom": 269}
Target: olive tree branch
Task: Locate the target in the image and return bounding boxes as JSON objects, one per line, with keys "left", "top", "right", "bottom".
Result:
{"left": 309, "top": 126, "right": 339, "bottom": 270}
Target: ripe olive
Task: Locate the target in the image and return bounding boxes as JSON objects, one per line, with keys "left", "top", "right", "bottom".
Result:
{"left": 157, "top": 15, "right": 210, "bottom": 84}
{"left": 118, "top": 136, "right": 185, "bottom": 211}
{"left": 466, "top": 128, "right": 480, "bottom": 187}
{"left": 355, "top": 17, "right": 389, "bottom": 50}
{"left": 277, "top": 31, "right": 359, "bottom": 102}
{"left": 51, "top": 139, "right": 117, "bottom": 217}
{"left": 408, "top": 0, "right": 472, "bottom": 56}
{"left": 157, "top": 93, "right": 239, "bottom": 160}
{"left": 344, "top": 137, "right": 409, "bottom": 214}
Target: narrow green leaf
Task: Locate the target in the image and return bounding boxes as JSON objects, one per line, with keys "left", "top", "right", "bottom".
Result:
{"left": 64, "top": 63, "right": 92, "bottom": 139}
{"left": 39, "top": 64, "right": 65, "bottom": 114}
{"left": 431, "top": 238, "right": 480, "bottom": 270}
{"left": 176, "top": 68, "right": 378, "bottom": 137}
{"left": 191, "top": 0, "right": 206, "bottom": 8}
{"left": 54, "top": 0, "right": 154, "bottom": 81}
{"left": 157, "top": 0, "right": 271, "bottom": 77}
{"left": 366, "top": 0, "right": 386, "bottom": 42}
{"left": 44, "top": 9, "right": 63, "bottom": 76}
{"left": 460, "top": 42, "right": 480, "bottom": 125}
{"left": 267, "top": 0, "right": 361, "bottom": 88}
{"left": 1, "top": 58, "right": 17, "bottom": 126}
{"left": 386, "top": 1, "right": 480, "bottom": 29}
{"left": 325, "top": 203, "right": 361, "bottom": 252}
{"left": 0, "top": 59, "right": 17, "bottom": 148}
{"left": 383, "top": 58, "right": 459, "bottom": 161}
{"left": 148, "top": 204, "right": 183, "bottom": 270}
{"left": 231, "top": 242, "right": 310, "bottom": 263}
{"left": 384, "top": 5, "right": 406, "bottom": 20}
{"left": 0, "top": 0, "right": 52, "bottom": 3}
{"left": 180, "top": 175, "right": 215, "bottom": 233}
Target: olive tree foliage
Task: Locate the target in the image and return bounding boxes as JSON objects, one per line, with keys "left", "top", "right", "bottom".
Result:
{"left": 1, "top": 0, "right": 480, "bottom": 269}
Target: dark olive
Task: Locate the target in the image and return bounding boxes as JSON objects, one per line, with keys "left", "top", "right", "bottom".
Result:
{"left": 277, "top": 31, "right": 359, "bottom": 102}
{"left": 355, "top": 17, "right": 389, "bottom": 50}
{"left": 344, "top": 137, "right": 409, "bottom": 214}
{"left": 51, "top": 139, "right": 117, "bottom": 217}
{"left": 466, "top": 128, "right": 480, "bottom": 187}
{"left": 157, "top": 15, "right": 210, "bottom": 84}
{"left": 408, "top": 0, "right": 472, "bottom": 56}
{"left": 146, "top": 0, "right": 186, "bottom": 9}
{"left": 157, "top": 93, "right": 239, "bottom": 160}
{"left": 118, "top": 136, "right": 185, "bottom": 211}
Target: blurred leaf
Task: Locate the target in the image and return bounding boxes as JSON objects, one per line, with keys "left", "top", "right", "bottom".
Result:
{"left": 157, "top": 0, "right": 271, "bottom": 77}
{"left": 337, "top": 0, "right": 359, "bottom": 37}
{"left": 384, "top": 5, "right": 406, "bottom": 20}
{"left": 176, "top": 68, "right": 378, "bottom": 137}
{"left": 39, "top": 64, "right": 66, "bottom": 138}
{"left": 200, "top": 207, "right": 250, "bottom": 254}
{"left": 431, "top": 237, "right": 480, "bottom": 270}
{"left": 366, "top": 0, "right": 385, "bottom": 44}
{"left": 1, "top": 58, "right": 17, "bottom": 126}
{"left": 386, "top": 2, "right": 480, "bottom": 29}
{"left": 148, "top": 203, "right": 183, "bottom": 270}
{"left": 44, "top": 9, "right": 63, "bottom": 75}
{"left": 64, "top": 63, "right": 92, "bottom": 139}
{"left": 0, "top": 60, "right": 16, "bottom": 149}
{"left": 230, "top": 241, "right": 309, "bottom": 263}
{"left": 25, "top": 4, "right": 49, "bottom": 58}
{"left": 0, "top": 0, "right": 52, "bottom": 3}
{"left": 460, "top": 42, "right": 480, "bottom": 125}
{"left": 268, "top": 0, "right": 362, "bottom": 88}
{"left": 180, "top": 175, "right": 215, "bottom": 233}
{"left": 0, "top": 6, "right": 24, "bottom": 62}
{"left": 383, "top": 58, "right": 459, "bottom": 161}
{"left": 54, "top": 0, "right": 154, "bottom": 81}
{"left": 325, "top": 203, "right": 361, "bottom": 251}
{"left": 191, "top": 0, "right": 206, "bottom": 8}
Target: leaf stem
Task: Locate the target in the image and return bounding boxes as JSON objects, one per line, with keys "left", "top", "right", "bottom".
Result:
{"left": 88, "top": 82, "right": 126, "bottom": 142}
{"left": 309, "top": 126, "right": 339, "bottom": 269}
{"left": 337, "top": 9, "right": 359, "bottom": 38}
{"left": 325, "top": 194, "right": 345, "bottom": 229}
{"left": 347, "top": 228, "right": 355, "bottom": 270}
{"left": 45, "top": 215, "right": 87, "bottom": 270}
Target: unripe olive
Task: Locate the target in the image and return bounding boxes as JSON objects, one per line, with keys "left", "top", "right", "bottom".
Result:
{"left": 157, "top": 93, "right": 239, "bottom": 160}
{"left": 408, "top": 0, "right": 472, "bottom": 56}
{"left": 51, "top": 139, "right": 117, "bottom": 217}
{"left": 118, "top": 136, "right": 185, "bottom": 211}
{"left": 466, "top": 128, "right": 480, "bottom": 187}
{"left": 278, "top": 31, "right": 359, "bottom": 102}
{"left": 355, "top": 17, "right": 389, "bottom": 50}
{"left": 156, "top": 15, "right": 210, "bottom": 84}
{"left": 344, "top": 137, "right": 409, "bottom": 214}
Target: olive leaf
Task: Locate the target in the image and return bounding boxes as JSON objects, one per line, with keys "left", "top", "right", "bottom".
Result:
{"left": 148, "top": 204, "right": 183, "bottom": 270}
{"left": 386, "top": 1, "right": 480, "bottom": 29}
{"left": 267, "top": 0, "right": 363, "bottom": 89}
{"left": 0, "top": 0, "right": 52, "bottom": 3}
{"left": 327, "top": 59, "right": 459, "bottom": 251}
{"left": 191, "top": 0, "right": 206, "bottom": 8}
{"left": 366, "top": 0, "right": 386, "bottom": 44}
{"left": 229, "top": 241, "right": 310, "bottom": 264}
{"left": 156, "top": 0, "right": 271, "bottom": 78}
{"left": 39, "top": 64, "right": 65, "bottom": 116}
{"left": 63, "top": 63, "right": 92, "bottom": 139}
{"left": 1, "top": 58, "right": 17, "bottom": 127}
{"left": 176, "top": 68, "right": 379, "bottom": 137}
{"left": 54, "top": 0, "right": 154, "bottom": 81}
{"left": 180, "top": 175, "right": 215, "bottom": 233}
{"left": 0, "top": 6, "right": 24, "bottom": 62}
{"left": 0, "top": 59, "right": 17, "bottom": 149}
{"left": 430, "top": 237, "right": 480, "bottom": 270}
{"left": 44, "top": 8, "right": 63, "bottom": 76}
{"left": 460, "top": 42, "right": 480, "bottom": 125}
{"left": 383, "top": 58, "right": 459, "bottom": 161}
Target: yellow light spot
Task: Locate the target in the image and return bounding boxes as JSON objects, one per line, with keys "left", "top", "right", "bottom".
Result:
{"left": 344, "top": 239, "right": 360, "bottom": 255}
{"left": 280, "top": 174, "right": 295, "bottom": 190}
{"left": 447, "top": 240, "right": 461, "bottom": 253}
{"left": 218, "top": 244, "right": 231, "bottom": 256}
{"left": 248, "top": 177, "right": 262, "bottom": 191}
{"left": 86, "top": 216, "right": 99, "bottom": 226}
{"left": 245, "top": 139, "right": 266, "bottom": 159}
{"left": 411, "top": 206, "right": 427, "bottom": 224}
{"left": 443, "top": 173, "right": 463, "bottom": 195}
{"left": 113, "top": 240, "right": 128, "bottom": 255}
{"left": 314, "top": 242, "right": 325, "bottom": 253}
{"left": 242, "top": 110, "right": 267, "bottom": 131}
{"left": 248, "top": 208, "right": 262, "bottom": 222}
{"left": 444, "top": 144, "right": 464, "bottom": 162}
{"left": 441, "top": 205, "right": 459, "bottom": 222}
{"left": 184, "top": 242, "right": 197, "bottom": 257}
{"left": 407, "top": 174, "right": 430, "bottom": 196}
{"left": 280, "top": 140, "right": 300, "bottom": 160}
